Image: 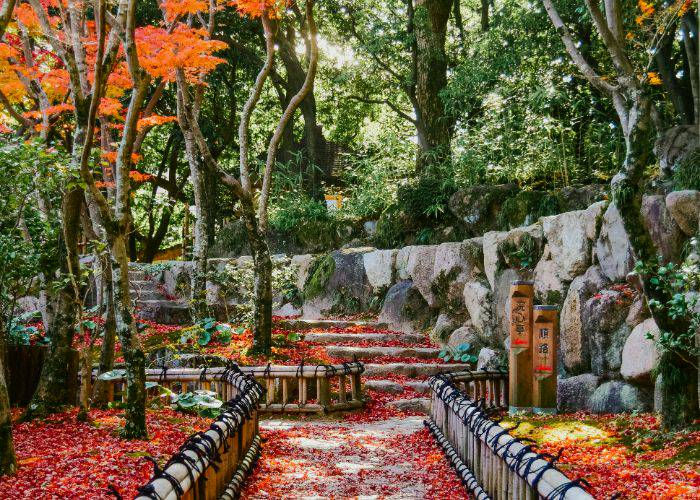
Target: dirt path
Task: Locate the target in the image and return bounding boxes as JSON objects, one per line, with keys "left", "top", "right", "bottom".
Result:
{"left": 239, "top": 320, "right": 469, "bottom": 499}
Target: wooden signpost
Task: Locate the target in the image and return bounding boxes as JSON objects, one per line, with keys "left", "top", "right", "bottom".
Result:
{"left": 508, "top": 280, "right": 534, "bottom": 414}
{"left": 532, "top": 305, "right": 558, "bottom": 414}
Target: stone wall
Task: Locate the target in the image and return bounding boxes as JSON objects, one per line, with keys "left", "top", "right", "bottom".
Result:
{"left": 293, "top": 190, "right": 699, "bottom": 414}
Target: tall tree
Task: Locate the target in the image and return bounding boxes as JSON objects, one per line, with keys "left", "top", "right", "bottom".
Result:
{"left": 542, "top": 0, "right": 698, "bottom": 428}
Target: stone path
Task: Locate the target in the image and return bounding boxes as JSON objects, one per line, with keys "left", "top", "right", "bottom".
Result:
{"left": 239, "top": 319, "right": 470, "bottom": 499}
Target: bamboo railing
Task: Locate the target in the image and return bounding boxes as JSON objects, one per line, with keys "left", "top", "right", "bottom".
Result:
{"left": 135, "top": 366, "right": 263, "bottom": 500}
{"left": 105, "top": 361, "right": 365, "bottom": 414}
{"left": 428, "top": 372, "right": 593, "bottom": 500}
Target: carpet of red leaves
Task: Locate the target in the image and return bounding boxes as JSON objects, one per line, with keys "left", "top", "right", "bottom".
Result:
{"left": 508, "top": 412, "right": 700, "bottom": 499}
{"left": 241, "top": 424, "right": 467, "bottom": 499}
{"left": 0, "top": 408, "right": 209, "bottom": 499}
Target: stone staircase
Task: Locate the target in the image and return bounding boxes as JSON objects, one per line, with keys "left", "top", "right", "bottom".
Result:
{"left": 128, "top": 269, "right": 190, "bottom": 324}
{"left": 297, "top": 319, "right": 471, "bottom": 414}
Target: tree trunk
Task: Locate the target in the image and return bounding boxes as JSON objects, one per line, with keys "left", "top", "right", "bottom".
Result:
{"left": 0, "top": 353, "right": 15, "bottom": 476}
{"left": 611, "top": 91, "right": 698, "bottom": 428}
{"left": 92, "top": 252, "right": 117, "bottom": 407}
{"left": 111, "top": 235, "right": 147, "bottom": 438}
{"left": 178, "top": 96, "right": 210, "bottom": 321}
{"left": 413, "top": 0, "right": 453, "bottom": 172}
{"left": 241, "top": 200, "right": 272, "bottom": 355}
{"left": 24, "top": 187, "right": 82, "bottom": 419}
{"left": 276, "top": 25, "right": 325, "bottom": 197}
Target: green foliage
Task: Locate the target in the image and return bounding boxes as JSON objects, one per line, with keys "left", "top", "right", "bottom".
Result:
{"left": 0, "top": 140, "right": 66, "bottom": 338}
{"left": 303, "top": 254, "right": 335, "bottom": 301}
{"left": 438, "top": 343, "right": 478, "bottom": 364}
{"left": 499, "top": 232, "right": 540, "bottom": 270}
{"left": 672, "top": 150, "right": 700, "bottom": 191}
{"left": 171, "top": 390, "right": 223, "bottom": 418}
{"left": 178, "top": 318, "right": 233, "bottom": 347}
{"left": 497, "top": 191, "right": 563, "bottom": 230}
{"left": 633, "top": 247, "right": 700, "bottom": 393}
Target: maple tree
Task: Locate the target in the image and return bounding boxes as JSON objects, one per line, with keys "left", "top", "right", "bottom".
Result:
{"left": 172, "top": 0, "right": 318, "bottom": 354}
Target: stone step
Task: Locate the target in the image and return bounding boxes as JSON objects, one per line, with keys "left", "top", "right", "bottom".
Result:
{"left": 131, "top": 290, "right": 163, "bottom": 301}
{"left": 128, "top": 270, "right": 146, "bottom": 281}
{"left": 362, "top": 363, "right": 471, "bottom": 378}
{"left": 279, "top": 318, "right": 389, "bottom": 330}
{"left": 405, "top": 380, "right": 431, "bottom": 394}
{"left": 136, "top": 300, "right": 190, "bottom": 325}
{"left": 365, "top": 380, "right": 405, "bottom": 394}
{"left": 385, "top": 398, "right": 431, "bottom": 414}
{"left": 303, "top": 332, "right": 425, "bottom": 344}
{"left": 326, "top": 346, "right": 441, "bottom": 360}
{"left": 130, "top": 279, "right": 158, "bottom": 290}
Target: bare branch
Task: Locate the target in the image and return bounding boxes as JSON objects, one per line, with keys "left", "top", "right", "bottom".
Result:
{"left": 347, "top": 94, "right": 417, "bottom": 125}
{"left": 239, "top": 13, "right": 275, "bottom": 193}
{"left": 540, "top": 0, "right": 617, "bottom": 94}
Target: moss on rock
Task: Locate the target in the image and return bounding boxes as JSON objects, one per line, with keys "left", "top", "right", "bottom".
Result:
{"left": 303, "top": 254, "right": 336, "bottom": 301}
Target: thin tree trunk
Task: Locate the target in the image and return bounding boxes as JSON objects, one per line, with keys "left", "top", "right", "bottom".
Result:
{"left": 241, "top": 201, "right": 273, "bottom": 355}
{"left": 92, "top": 252, "right": 116, "bottom": 407}
{"left": 0, "top": 353, "right": 15, "bottom": 476}
{"left": 111, "top": 235, "right": 147, "bottom": 438}
{"left": 24, "top": 187, "right": 82, "bottom": 419}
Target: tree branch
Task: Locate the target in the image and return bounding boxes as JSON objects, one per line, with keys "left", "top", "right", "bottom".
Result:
{"left": 258, "top": 0, "right": 318, "bottom": 230}
{"left": 540, "top": 0, "right": 618, "bottom": 94}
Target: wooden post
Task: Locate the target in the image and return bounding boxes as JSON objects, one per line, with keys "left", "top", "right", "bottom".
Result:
{"left": 508, "top": 280, "right": 534, "bottom": 414}
{"left": 532, "top": 305, "right": 558, "bottom": 414}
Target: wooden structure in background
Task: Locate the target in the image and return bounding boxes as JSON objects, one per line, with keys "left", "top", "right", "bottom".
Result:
{"left": 6, "top": 345, "right": 78, "bottom": 406}
{"left": 508, "top": 280, "right": 534, "bottom": 413}
{"left": 104, "top": 362, "right": 365, "bottom": 414}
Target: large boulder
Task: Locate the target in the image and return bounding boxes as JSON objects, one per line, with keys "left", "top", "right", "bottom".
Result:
{"left": 541, "top": 203, "right": 604, "bottom": 281}
{"left": 595, "top": 203, "right": 635, "bottom": 282}
{"left": 533, "top": 247, "right": 567, "bottom": 306}
{"left": 654, "top": 124, "right": 699, "bottom": 177}
{"left": 463, "top": 279, "right": 494, "bottom": 337}
{"left": 557, "top": 374, "right": 601, "bottom": 412}
{"left": 404, "top": 245, "right": 439, "bottom": 307}
{"left": 161, "top": 261, "right": 194, "bottom": 298}
{"left": 378, "top": 280, "right": 432, "bottom": 333}
{"left": 665, "top": 190, "right": 700, "bottom": 236}
{"left": 303, "top": 248, "right": 373, "bottom": 318}
{"left": 447, "top": 323, "right": 481, "bottom": 350}
{"left": 362, "top": 249, "right": 397, "bottom": 291}
{"left": 431, "top": 239, "right": 483, "bottom": 314}
{"left": 583, "top": 287, "right": 634, "bottom": 378}
{"left": 483, "top": 223, "right": 544, "bottom": 289}
{"left": 620, "top": 318, "right": 660, "bottom": 384}
{"left": 291, "top": 254, "right": 315, "bottom": 290}
{"left": 560, "top": 266, "right": 608, "bottom": 374}
{"left": 431, "top": 313, "right": 459, "bottom": 344}
{"left": 590, "top": 380, "right": 653, "bottom": 413}
{"left": 641, "top": 195, "right": 685, "bottom": 262}
{"left": 448, "top": 184, "right": 518, "bottom": 236}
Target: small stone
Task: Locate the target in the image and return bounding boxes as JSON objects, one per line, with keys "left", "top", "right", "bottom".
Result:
{"left": 476, "top": 347, "right": 502, "bottom": 371}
